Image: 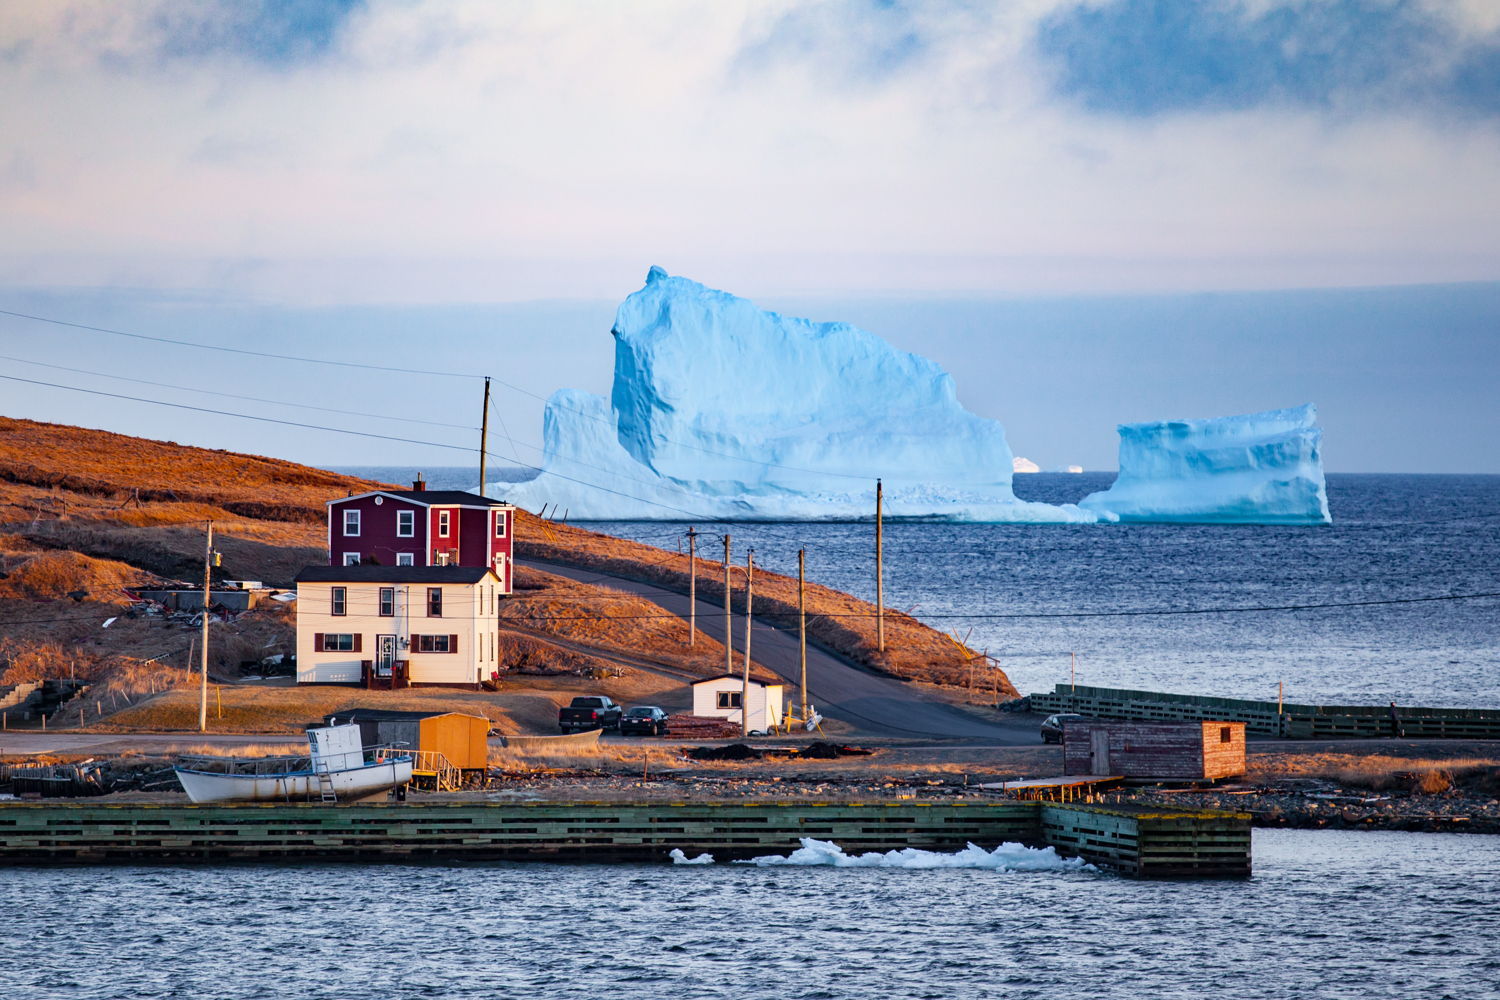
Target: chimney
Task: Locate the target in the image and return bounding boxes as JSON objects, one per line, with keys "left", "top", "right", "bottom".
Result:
{"left": 412, "top": 474, "right": 426, "bottom": 491}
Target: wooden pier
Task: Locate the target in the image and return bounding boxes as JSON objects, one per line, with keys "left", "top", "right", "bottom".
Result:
{"left": 0, "top": 799, "right": 1251, "bottom": 877}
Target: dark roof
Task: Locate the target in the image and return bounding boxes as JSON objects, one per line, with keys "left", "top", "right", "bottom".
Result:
{"left": 322, "top": 708, "right": 486, "bottom": 724}
{"left": 293, "top": 565, "right": 494, "bottom": 584}
{"left": 331, "top": 489, "right": 513, "bottom": 507}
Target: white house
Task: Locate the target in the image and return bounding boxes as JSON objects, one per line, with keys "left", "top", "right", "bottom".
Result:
{"left": 691, "top": 674, "right": 785, "bottom": 732}
{"left": 294, "top": 565, "right": 505, "bottom": 688}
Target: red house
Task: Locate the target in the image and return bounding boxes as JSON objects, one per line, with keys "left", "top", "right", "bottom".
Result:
{"left": 326, "top": 479, "right": 516, "bottom": 594}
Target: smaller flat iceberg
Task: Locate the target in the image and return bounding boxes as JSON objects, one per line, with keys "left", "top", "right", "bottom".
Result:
{"left": 1080, "top": 404, "right": 1330, "bottom": 524}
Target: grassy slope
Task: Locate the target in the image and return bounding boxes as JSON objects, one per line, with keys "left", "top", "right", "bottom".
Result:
{"left": 0, "top": 415, "right": 1009, "bottom": 721}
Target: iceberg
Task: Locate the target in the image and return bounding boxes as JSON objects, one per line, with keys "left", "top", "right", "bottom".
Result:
{"left": 1079, "top": 404, "right": 1331, "bottom": 524}
{"left": 504, "top": 267, "right": 1097, "bottom": 522}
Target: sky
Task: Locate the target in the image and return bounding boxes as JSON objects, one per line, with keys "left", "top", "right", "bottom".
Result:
{"left": 1, "top": 0, "right": 1498, "bottom": 474}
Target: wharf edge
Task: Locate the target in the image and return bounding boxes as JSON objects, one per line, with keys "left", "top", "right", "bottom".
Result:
{"left": 0, "top": 799, "right": 1251, "bottom": 878}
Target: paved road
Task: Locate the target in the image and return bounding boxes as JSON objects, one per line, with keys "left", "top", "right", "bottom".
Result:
{"left": 520, "top": 558, "right": 1039, "bottom": 743}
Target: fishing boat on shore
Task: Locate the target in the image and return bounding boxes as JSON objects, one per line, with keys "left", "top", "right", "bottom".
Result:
{"left": 173, "top": 724, "right": 413, "bottom": 804}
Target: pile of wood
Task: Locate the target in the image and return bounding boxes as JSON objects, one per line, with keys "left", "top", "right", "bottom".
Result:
{"left": 664, "top": 714, "right": 742, "bottom": 739}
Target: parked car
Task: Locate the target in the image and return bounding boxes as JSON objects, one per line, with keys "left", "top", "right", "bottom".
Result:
{"left": 558, "top": 696, "right": 623, "bottom": 733}
{"left": 1040, "top": 713, "right": 1086, "bottom": 744}
{"left": 618, "top": 706, "right": 670, "bottom": 737}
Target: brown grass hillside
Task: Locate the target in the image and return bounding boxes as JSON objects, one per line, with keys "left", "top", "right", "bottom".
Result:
{"left": 0, "top": 414, "right": 1002, "bottom": 698}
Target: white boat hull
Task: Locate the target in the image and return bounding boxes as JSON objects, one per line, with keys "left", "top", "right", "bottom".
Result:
{"left": 175, "top": 757, "right": 413, "bottom": 804}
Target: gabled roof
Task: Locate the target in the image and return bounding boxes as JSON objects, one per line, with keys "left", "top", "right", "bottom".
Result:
{"left": 691, "top": 674, "right": 782, "bottom": 688}
{"left": 321, "top": 708, "right": 490, "bottom": 724}
{"left": 327, "top": 489, "right": 514, "bottom": 508}
{"left": 293, "top": 565, "right": 497, "bottom": 585}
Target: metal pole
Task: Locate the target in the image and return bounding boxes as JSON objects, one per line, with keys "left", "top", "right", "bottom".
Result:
{"left": 478, "top": 376, "right": 491, "bottom": 498}
{"left": 798, "top": 548, "right": 807, "bottom": 726}
{"left": 742, "top": 549, "right": 754, "bottom": 737}
{"left": 1071, "top": 651, "right": 1076, "bottom": 694}
{"left": 686, "top": 527, "right": 698, "bottom": 647}
{"left": 723, "top": 534, "right": 732, "bottom": 681}
{"left": 199, "top": 520, "right": 212, "bottom": 733}
{"left": 875, "top": 478, "right": 885, "bottom": 653}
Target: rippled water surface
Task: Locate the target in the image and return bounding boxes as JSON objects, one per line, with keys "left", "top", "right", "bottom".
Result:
{"left": 6, "top": 830, "right": 1498, "bottom": 1000}
{"left": 578, "top": 474, "right": 1500, "bottom": 707}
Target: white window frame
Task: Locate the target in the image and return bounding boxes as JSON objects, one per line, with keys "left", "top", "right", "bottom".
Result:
{"left": 324, "top": 633, "right": 356, "bottom": 652}
{"left": 396, "top": 509, "right": 415, "bottom": 538}
{"left": 343, "top": 509, "right": 360, "bottom": 536}
{"left": 342, "top": 552, "right": 361, "bottom": 566}
{"left": 378, "top": 587, "right": 395, "bottom": 617}
{"left": 396, "top": 552, "right": 414, "bottom": 566}
{"left": 494, "top": 512, "right": 507, "bottom": 539}
{"left": 716, "top": 691, "right": 742, "bottom": 710}
{"left": 437, "top": 510, "right": 451, "bottom": 538}
{"left": 331, "top": 587, "right": 347, "bottom": 616}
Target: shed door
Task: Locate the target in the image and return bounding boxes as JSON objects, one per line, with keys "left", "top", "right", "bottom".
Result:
{"left": 1090, "top": 730, "right": 1111, "bottom": 775}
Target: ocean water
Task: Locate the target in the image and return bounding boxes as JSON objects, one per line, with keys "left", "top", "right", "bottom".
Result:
{"left": 5, "top": 829, "right": 1498, "bottom": 1000}
{"left": 333, "top": 469, "right": 1500, "bottom": 708}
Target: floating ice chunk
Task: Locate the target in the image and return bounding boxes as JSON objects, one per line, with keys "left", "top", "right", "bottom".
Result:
{"left": 1081, "top": 404, "right": 1331, "bottom": 525}
{"left": 669, "top": 848, "right": 715, "bottom": 865}
{"left": 1012, "top": 457, "right": 1040, "bottom": 474}
{"left": 732, "top": 837, "right": 1093, "bottom": 872}
{"left": 503, "top": 268, "right": 1097, "bottom": 523}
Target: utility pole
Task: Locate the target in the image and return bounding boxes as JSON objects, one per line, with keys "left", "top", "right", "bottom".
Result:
{"left": 686, "top": 527, "right": 698, "bottom": 647}
{"left": 875, "top": 478, "right": 885, "bottom": 653}
{"left": 722, "top": 534, "right": 732, "bottom": 680}
{"left": 478, "top": 376, "right": 492, "bottom": 498}
{"left": 742, "top": 549, "right": 754, "bottom": 737}
{"left": 1071, "top": 651, "right": 1076, "bottom": 694}
{"left": 199, "top": 521, "right": 213, "bottom": 733}
{"left": 798, "top": 548, "right": 808, "bottom": 727}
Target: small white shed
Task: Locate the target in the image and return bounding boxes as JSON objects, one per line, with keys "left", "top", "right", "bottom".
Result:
{"left": 691, "top": 675, "right": 785, "bottom": 732}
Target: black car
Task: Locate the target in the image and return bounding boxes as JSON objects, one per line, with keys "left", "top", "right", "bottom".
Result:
{"left": 1040, "top": 713, "right": 1086, "bottom": 744}
{"left": 618, "top": 706, "right": 670, "bottom": 737}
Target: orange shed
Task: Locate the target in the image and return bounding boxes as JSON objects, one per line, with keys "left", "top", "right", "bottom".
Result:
{"left": 322, "top": 709, "right": 493, "bottom": 771}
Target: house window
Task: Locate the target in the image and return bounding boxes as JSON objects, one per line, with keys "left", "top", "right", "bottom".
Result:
{"left": 396, "top": 553, "right": 414, "bottom": 566}
{"left": 324, "top": 634, "right": 356, "bottom": 652}
{"left": 343, "top": 552, "right": 361, "bottom": 566}
{"left": 494, "top": 512, "right": 507, "bottom": 539}
{"left": 416, "top": 634, "right": 452, "bottom": 653}
{"left": 396, "top": 510, "right": 415, "bottom": 538}
{"left": 1220, "top": 726, "right": 1232, "bottom": 744}
{"left": 437, "top": 510, "right": 450, "bottom": 537}
{"left": 427, "top": 588, "right": 442, "bottom": 617}
{"left": 379, "top": 587, "right": 395, "bottom": 617}
{"left": 331, "top": 587, "right": 347, "bottom": 616}
{"left": 716, "top": 691, "right": 742, "bottom": 710}
{"left": 343, "top": 509, "right": 360, "bottom": 536}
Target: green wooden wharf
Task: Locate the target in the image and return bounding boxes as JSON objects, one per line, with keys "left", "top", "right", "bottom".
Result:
{"left": 0, "top": 798, "right": 1251, "bottom": 878}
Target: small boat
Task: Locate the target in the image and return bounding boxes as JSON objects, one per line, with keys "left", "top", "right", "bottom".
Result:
{"left": 174, "top": 724, "right": 413, "bottom": 804}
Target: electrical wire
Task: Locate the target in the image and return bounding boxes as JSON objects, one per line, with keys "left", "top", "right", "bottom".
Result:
{"left": 0, "top": 307, "right": 482, "bottom": 379}
{"left": 0, "top": 354, "right": 478, "bottom": 431}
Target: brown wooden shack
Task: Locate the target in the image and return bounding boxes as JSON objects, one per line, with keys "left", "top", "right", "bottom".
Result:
{"left": 1063, "top": 721, "right": 1245, "bottom": 781}
{"left": 321, "top": 709, "right": 492, "bottom": 770}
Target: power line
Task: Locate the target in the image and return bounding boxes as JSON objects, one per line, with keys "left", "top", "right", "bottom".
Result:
{"left": 0, "top": 307, "right": 482, "bottom": 379}
{"left": 0, "top": 373, "right": 482, "bottom": 454}
{"left": 0, "top": 354, "right": 478, "bottom": 431}
{"left": 493, "top": 590, "right": 1500, "bottom": 622}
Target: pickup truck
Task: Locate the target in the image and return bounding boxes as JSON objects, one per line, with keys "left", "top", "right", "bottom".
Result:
{"left": 558, "top": 696, "right": 623, "bottom": 734}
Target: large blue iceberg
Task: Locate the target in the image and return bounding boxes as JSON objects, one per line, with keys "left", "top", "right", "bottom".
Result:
{"left": 1079, "top": 405, "right": 1331, "bottom": 524}
{"left": 501, "top": 269, "right": 1330, "bottom": 525}
{"left": 503, "top": 267, "right": 1093, "bottom": 522}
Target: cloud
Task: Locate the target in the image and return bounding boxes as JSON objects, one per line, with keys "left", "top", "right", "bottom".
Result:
{"left": 0, "top": 1, "right": 1497, "bottom": 303}
{"left": 1035, "top": 0, "right": 1500, "bottom": 117}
